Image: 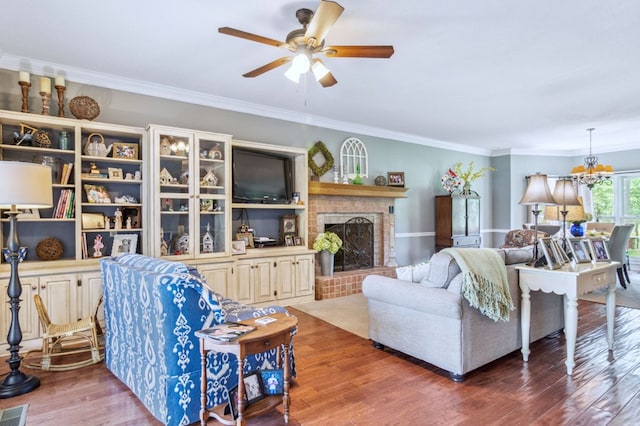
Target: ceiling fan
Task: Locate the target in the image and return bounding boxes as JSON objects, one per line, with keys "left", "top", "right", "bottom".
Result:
{"left": 218, "top": 1, "right": 394, "bottom": 87}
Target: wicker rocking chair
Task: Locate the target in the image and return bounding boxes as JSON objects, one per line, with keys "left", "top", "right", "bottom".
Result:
{"left": 25, "top": 294, "right": 104, "bottom": 371}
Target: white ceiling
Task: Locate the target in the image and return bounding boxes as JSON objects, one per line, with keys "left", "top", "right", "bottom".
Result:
{"left": 2, "top": 0, "right": 640, "bottom": 156}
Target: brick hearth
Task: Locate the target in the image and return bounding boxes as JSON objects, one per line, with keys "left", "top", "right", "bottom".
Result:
{"left": 314, "top": 266, "right": 396, "bottom": 299}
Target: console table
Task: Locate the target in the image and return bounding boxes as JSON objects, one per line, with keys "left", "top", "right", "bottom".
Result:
{"left": 198, "top": 313, "right": 298, "bottom": 425}
{"left": 516, "top": 262, "right": 619, "bottom": 375}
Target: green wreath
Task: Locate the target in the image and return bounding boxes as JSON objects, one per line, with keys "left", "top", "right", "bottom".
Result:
{"left": 308, "top": 141, "right": 334, "bottom": 177}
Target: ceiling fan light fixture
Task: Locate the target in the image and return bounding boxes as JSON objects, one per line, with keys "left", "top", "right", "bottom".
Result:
{"left": 291, "top": 51, "right": 311, "bottom": 74}
{"left": 284, "top": 65, "right": 301, "bottom": 83}
{"left": 311, "top": 60, "right": 330, "bottom": 80}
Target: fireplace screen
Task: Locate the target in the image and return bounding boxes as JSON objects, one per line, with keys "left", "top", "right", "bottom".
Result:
{"left": 325, "top": 217, "right": 374, "bottom": 272}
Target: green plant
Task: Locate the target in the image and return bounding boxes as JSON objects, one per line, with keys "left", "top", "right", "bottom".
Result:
{"left": 312, "top": 231, "right": 343, "bottom": 254}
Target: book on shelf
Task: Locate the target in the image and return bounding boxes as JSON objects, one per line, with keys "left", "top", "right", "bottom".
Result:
{"left": 195, "top": 322, "right": 256, "bottom": 342}
{"left": 60, "top": 162, "right": 74, "bottom": 184}
{"left": 52, "top": 189, "right": 75, "bottom": 218}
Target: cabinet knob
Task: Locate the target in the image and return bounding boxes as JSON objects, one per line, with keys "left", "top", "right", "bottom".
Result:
{"left": 264, "top": 340, "right": 271, "bottom": 347}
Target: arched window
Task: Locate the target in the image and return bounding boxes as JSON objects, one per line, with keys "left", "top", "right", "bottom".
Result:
{"left": 339, "top": 137, "right": 368, "bottom": 179}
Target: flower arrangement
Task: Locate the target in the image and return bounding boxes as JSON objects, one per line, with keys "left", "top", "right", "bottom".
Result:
{"left": 312, "top": 231, "right": 343, "bottom": 254}
{"left": 572, "top": 212, "right": 593, "bottom": 226}
{"left": 453, "top": 161, "right": 496, "bottom": 186}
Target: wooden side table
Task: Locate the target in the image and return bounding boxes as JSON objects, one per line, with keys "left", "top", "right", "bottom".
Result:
{"left": 516, "top": 262, "right": 618, "bottom": 375}
{"left": 198, "top": 313, "right": 298, "bottom": 425}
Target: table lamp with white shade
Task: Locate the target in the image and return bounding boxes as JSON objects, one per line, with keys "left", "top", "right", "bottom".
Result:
{"left": 519, "top": 173, "right": 557, "bottom": 266}
{"left": 0, "top": 161, "right": 52, "bottom": 398}
{"left": 546, "top": 177, "right": 582, "bottom": 250}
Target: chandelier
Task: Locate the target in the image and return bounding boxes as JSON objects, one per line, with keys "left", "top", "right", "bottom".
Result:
{"left": 570, "top": 128, "right": 613, "bottom": 189}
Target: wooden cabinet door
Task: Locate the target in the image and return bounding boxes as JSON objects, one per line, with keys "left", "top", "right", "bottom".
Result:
{"left": 276, "top": 256, "right": 296, "bottom": 300}
{"left": 253, "top": 258, "right": 276, "bottom": 303}
{"left": 235, "top": 260, "right": 254, "bottom": 304}
{"left": 0, "top": 276, "right": 39, "bottom": 344}
{"left": 78, "top": 271, "right": 104, "bottom": 324}
{"left": 295, "top": 255, "right": 314, "bottom": 297}
{"left": 199, "top": 263, "right": 234, "bottom": 298}
{"left": 39, "top": 274, "right": 77, "bottom": 325}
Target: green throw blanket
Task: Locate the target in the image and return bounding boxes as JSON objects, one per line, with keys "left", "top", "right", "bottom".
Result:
{"left": 442, "top": 248, "right": 514, "bottom": 322}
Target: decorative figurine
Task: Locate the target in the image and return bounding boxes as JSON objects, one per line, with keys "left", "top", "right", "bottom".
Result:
{"left": 114, "top": 208, "right": 122, "bottom": 230}
{"left": 202, "top": 224, "right": 214, "bottom": 254}
{"left": 126, "top": 217, "right": 132, "bottom": 229}
{"left": 93, "top": 235, "right": 104, "bottom": 257}
{"left": 105, "top": 217, "right": 110, "bottom": 230}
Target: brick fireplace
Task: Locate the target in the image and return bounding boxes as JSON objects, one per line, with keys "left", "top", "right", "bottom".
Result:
{"left": 308, "top": 182, "right": 408, "bottom": 299}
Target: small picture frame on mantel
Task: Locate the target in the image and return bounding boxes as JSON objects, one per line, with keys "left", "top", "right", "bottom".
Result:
{"left": 387, "top": 172, "right": 405, "bottom": 187}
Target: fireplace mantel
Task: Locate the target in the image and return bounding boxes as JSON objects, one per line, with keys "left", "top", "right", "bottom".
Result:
{"left": 309, "top": 181, "right": 408, "bottom": 198}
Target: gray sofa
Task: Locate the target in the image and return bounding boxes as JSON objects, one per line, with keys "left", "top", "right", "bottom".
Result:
{"left": 362, "top": 248, "right": 564, "bottom": 381}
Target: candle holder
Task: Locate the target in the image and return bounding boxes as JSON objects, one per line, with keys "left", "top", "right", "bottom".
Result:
{"left": 40, "top": 92, "right": 51, "bottom": 116}
{"left": 55, "top": 85, "right": 66, "bottom": 117}
{"left": 19, "top": 81, "right": 31, "bottom": 113}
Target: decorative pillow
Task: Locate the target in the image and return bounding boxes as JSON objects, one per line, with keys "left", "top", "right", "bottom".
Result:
{"left": 501, "top": 229, "right": 547, "bottom": 248}
{"left": 502, "top": 247, "right": 534, "bottom": 264}
{"left": 420, "top": 252, "right": 461, "bottom": 288}
{"left": 396, "top": 261, "right": 430, "bottom": 282}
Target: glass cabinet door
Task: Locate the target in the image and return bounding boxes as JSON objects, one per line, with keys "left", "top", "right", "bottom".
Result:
{"left": 195, "top": 135, "right": 228, "bottom": 256}
{"left": 149, "top": 126, "right": 230, "bottom": 259}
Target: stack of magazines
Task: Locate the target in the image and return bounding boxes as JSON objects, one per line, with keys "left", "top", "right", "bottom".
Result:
{"left": 195, "top": 322, "right": 256, "bottom": 342}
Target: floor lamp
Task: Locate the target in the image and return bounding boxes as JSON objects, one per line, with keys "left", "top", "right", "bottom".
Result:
{"left": 0, "top": 162, "right": 52, "bottom": 399}
{"left": 549, "top": 177, "right": 581, "bottom": 251}
{"left": 519, "top": 173, "right": 557, "bottom": 266}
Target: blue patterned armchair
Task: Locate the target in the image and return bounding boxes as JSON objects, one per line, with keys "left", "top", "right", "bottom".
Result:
{"left": 100, "top": 254, "right": 295, "bottom": 426}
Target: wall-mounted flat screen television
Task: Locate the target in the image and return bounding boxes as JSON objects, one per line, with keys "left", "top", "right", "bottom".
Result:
{"left": 232, "top": 148, "right": 294, "bottom": 204}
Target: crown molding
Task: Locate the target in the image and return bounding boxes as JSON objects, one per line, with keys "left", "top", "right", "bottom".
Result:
{"left": 0, "top": 54, "right": 490, "bottom": 155}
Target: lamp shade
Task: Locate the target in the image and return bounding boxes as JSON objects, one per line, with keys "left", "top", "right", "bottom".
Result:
{"left": 519, "top": 173, "right": 557, "bottom": 205}
{"left": 552, "top": 178, "right": 580, "bottom": 207}
{"left": 565, "top": 197, "right": 585, "bottom": 222}
{"left": 0, "top": 162, "right": 53, "bottom": 209}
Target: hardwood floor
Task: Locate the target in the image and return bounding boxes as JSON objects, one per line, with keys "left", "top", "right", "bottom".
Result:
{"left": 1, "top": 301, "right": 639, "bottom": 425}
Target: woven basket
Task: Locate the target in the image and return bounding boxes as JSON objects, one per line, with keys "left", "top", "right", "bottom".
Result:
{"left": 36, "top": 238, "right": 64, "bottom": 261}
{"left": 69, "top": 96, "right": 100, "bottom": 120}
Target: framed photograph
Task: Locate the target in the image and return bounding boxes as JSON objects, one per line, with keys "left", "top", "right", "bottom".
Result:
{"left": 231, "top": 239, "right": 246, "bottom": 255}
{"left": 236, "top": 233, "right": 254, "bottom": 249}
{"left": 108, "top": 167, "right": 123, "bottom": 179}
{"left": 285, "top": 235, "right": 294, "bottom": 246}
{"left": 111, "top": 233, "right": 138, "bottom": 256}
{"left": 552, "top": 239, "right": 569, "bottom": 264}
{"left": 539, "top": 237, "right": 561, "bottom": 269}
{"left": 387, "top": 172, "right": 405, "bottom": 187}
{"left": 243, "top": 371, "right": 265, "bottom": 405}
{"left": 225, "top": 386, "right": 247, "bottom": 420}
{"left": 260, "top": 369, "right": 284, "bottom": 396}
{"left": 84, "top": 184, "right": 111, "bottom": 203}
{"left": 280, "top": 215, "right": 297, "bottom": 239}
{"left": 112, "top": 142, "right": 139, "bottom": 159}
{"left": 294, "top": 236, "right": 304, "bottom": 246}
{"left": 568, "top": 238, "right": 591, "bottom": 263}
{"left": 590, "top": 237, "right": 610, "bottom": 262}
{"left": 82, "top": 212, "right": 105, "bottom": 230}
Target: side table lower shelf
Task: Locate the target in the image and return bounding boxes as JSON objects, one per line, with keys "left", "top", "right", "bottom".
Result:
{"left": 198, "top": 313, "right": 298, "bottom": 425}
{"left": 208, "top": 396, "right": 284, "bottom": 425}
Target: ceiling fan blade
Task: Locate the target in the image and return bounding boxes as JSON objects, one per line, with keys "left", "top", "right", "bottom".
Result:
{"left": 304, "top": 1, "right": 344, "bottom": 47}
{"left": 219, "top": 27, "right": 286, "bottom": 48}
{"left": 318, "top": 71, "right": 338, "bottom": 88}
{"left": 323, "top": 45, "right": 395, "bottom": 58}
{"left": 243, "top": 57, "right": 292, "bottom": 78}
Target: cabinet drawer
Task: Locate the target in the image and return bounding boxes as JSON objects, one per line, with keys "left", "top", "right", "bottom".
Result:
{"left": 243, "top": 333, "right": 287, "bottom": 356}
{"left": 453, "top": 236, "right": 481, "bottom": 247}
